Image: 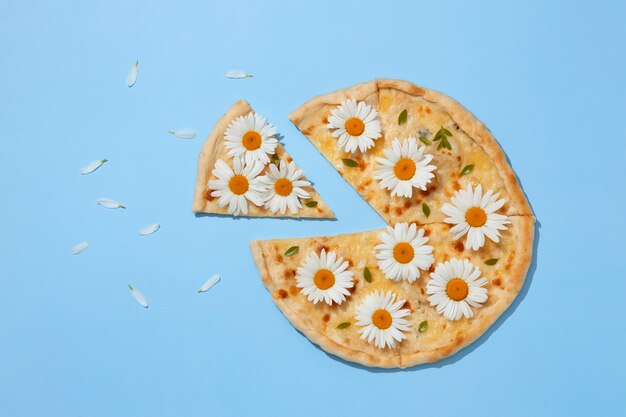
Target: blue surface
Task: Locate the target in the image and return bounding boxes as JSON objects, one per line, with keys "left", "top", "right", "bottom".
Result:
{"left": 1, "top": 1, "right": 625, "bottom": 416}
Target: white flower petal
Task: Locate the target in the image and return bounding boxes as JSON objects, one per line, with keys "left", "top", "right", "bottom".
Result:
{"left": 139, "top": 223, "right": 160, "bottom": 236}
{"left": 198, "top": 274, "right": 221, "bottom": 293}
{"left": 70, "top": 241, "right": 89, "bottom": 255}
{"left": 128, "top": 285, "right": 148, "bottom": 308}
{"left": 224, "top": 70, "right": 253, "bottom": 79}
{"left": 126, "top": 61, "right": 138, "bottom": 87}
{"left": 97, "top": 198, "right": 126, "bottom": 209}
{"left": 80, "top": 159, "right": 107, "bottom": 175}
{"left": 168, "top": 130, "right": 196, "bottom": 139}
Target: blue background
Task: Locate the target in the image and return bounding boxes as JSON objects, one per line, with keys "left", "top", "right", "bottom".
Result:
{"left": 1, "top": 1, "right": 625, "bottom": 416}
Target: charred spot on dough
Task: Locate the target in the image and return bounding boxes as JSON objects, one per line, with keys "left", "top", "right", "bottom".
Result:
{"left": 302, "top": 125, "right": 314, "bottom": 135}
{"left": 454, "top": 334, "right": 466, "bottom": 347}
{"left": 203, "top": 189, "right": 214, "bottom": 201}
{"left": 283, "top": 269, "right": 296, "bottom": 280}
{"left": 456, "top": 155, "right": 462, "bottom": 162}
{"left": 404, "top": 200, "right": 413, "bottom": 209}
{"left": 383, "top": 205, "right": 390, "bottom": 214}
{"left": 348, "top": 279, "right": 359, "bottom": 294}
{"left": 452, "top": 180, "right": 461, "bottom": 191}
{"left": 289, "top": 285, "right": 299, "bottom": 295}
{"left": 422, "top": 228, "right": 431, "bottom": 237}
{"left": 492, "top": 278, "right": 502, "bottom": 287}
{"left": 420, "top": 287, "right": 425, "bottom": 295}
{"left": 402, "top": 300, "right": 413, "bottom": 312}
{"left": 322, "top": 314, "right": 330, "bottom": 322}
{"left": 363, "top": 178, "right": 372, "bottom": 186}
{"left": 452, "top": 241, "right": 464, "bottom": 253}
{"left": 454, "top": 123, "right": 460, "bottom": 131}
{"left": 425, "top": 107, "right": 431, "bottom": 114}
{"left": 394, "top": 206, "right": 404, "bottom": 216}
{"left": 428, "top": 265, "right": 435, "bottom": 273}
{"left": 275, "top": 289, "right": 288, "bottom": 299}
{"left": 322, "top": 116, "right": 328, "bottom": 124}
{"left": 276, "top": 254, "right": 283, "bottom": 263}
{"left": 317, "top": 244, "right": 330, "bottom": 253}
{"left": 286, "top": 156, "right": 293, "bottom": 163}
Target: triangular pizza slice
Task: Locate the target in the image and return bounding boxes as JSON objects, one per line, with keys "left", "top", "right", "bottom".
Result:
{"left": 289, "top": 79, "right": 532, "bottom": 226}
{"left": 193, "top": 100, "right": 334, "bottom": 218}
{"left": 250, "top": 216, "right": 533, "bottom": 368}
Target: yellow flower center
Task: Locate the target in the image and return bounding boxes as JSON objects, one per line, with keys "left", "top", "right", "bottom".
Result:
{"left": 465, "top": 207, "right": 487, "bottom": 227}
{"left": 274, "top": 178, "right": 293, "bottom": 196}
{"left": 228, "top": 174, "right": 249, "bottom": 195}
{"left": 446, "top": 278, "right": 469, "bottom": 301}
{"left": 242, "top": 131, "right": 262, "bottom": 150}
{"left": 313, "top": 269, "right": 335, "bottom": 290}
{"left": 393, "top": 158, "right": 417, "bottom": 180}
{"left": 344, "top": 117, "right": 365, "bottom": 136}
{"left": 372, "top": 309, "right": 392, "bottom": 330}
{"left": 393, "top": 242, "right": 414, "bottom": 264}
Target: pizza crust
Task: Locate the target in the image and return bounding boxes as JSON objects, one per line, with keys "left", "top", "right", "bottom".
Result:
{"left": 192, "top": 99, "right": 335, "bottom": 218}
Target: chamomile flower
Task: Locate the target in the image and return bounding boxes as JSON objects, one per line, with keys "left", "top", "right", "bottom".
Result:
{"left": 426, "top": 258, "right": 488, "bottom": 321}
{"left": 374, "top": 137, "right": 436, "bottom": 197}
{"left": 375, "top": 222, "right": 434, "bottom": 283}
{"left": 207, "top": 158, "right": 265, "bottom": 216}
{"left": 327, "top": 99, "right": 381, "bottom": 153}
{"left": 441, "top": 184, "right": 511, "bottom": 251}
{"left": 224, "top": 112, "right": 278, "bottom": 164}
{"left": 258, "top": 160, "right": 311, "bottom": 215}
{"left": 355, "top": 290, "right": 410, "bottom": 349}
{"left": 296, "top": 249, "right": 354, "bottom": 305}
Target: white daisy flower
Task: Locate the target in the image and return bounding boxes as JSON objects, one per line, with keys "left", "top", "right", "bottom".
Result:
{"left": 258, "top": 160, "right": 311, "bottom": 215}
{"left": 441, "top": 184, "right": 511, "bottom": 251}
{"left": 375, "top": 222, "right": 434, "bottom": 283}
{"left": 224, "top": 112, "right": 278, "bottom": 164}
{"left": 373, "top": 138, "right": 436, "bottom": 197}
{"left": 327, "top": 99, "right": 381, "bottom": 153}
{"left": 296, "top": 249, "right": 354, "bottom": 305}
{"left": 207, "top": 158, "right": 265, "bottom": 216}
{"left": 355, "top": 290, "right": 410, "bottom": 349}
{"left": 426, "top": 258, "right": 488, "bottom": 321}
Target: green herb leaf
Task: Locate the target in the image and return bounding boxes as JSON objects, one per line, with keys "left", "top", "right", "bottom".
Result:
{"left": 434, "top": 127, "right": 453, "bottom": 151}
{"left": 336, "top": 322, "right": 351, "bottom": 329}
{"left": 363, "top": 266, "right": 372, "bottom": 283}
{"left": 485, "top": 258, "right": 499, "bottom": 265}
{"left": 271, "top": 153, "right": 280, "bottom": 166}
{"left": 342, "top": 158, "right": 359, "bottom": 167}
{"left": 461, "top": 164, "right": 474, "bottom": 176}
{"left": 418, "top": 320, "right": 428, "bottom": 333}
{"left": 441, "top": 127, "right": 452, "bottom": 136}
{"left": 419, "top": 136, "right": 431, "bottom": 145}
{"left": 422, "top": 203, "right": 431, "bottom": 218}
{"left": 284, "top": 246, "right": 299, "bottom": 257}
{"left": 305, "top": 201, "right": 318, "bottom": 208}
{"left": 398, "top": 109, "right": 408, "bottom": 125}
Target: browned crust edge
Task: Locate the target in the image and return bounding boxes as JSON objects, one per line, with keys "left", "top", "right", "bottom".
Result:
{"left": 250, "top": 240, "right": 402, "bottom": 368}
{"left": 192, "top": 100, "right": 335, "bottom": 219}
{"left": 289, "top": 79, "right": 533, "bottom": 218}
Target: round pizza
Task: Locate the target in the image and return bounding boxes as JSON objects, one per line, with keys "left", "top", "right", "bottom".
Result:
{"left": 250, "top": 79, "right": 535, "bottom": 368}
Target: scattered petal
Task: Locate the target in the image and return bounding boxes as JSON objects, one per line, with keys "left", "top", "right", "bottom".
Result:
{"left": 128, "top": 284, "right": 148, "bottom": 308}
{"left": 224, "top": 70, "right": 253, "bottom": 79}
{"left": 198, "top": 274, "right": 221, "bottom": 293}
{"left": 126, "top": 61, "right": 138, "bottom": 87}
{"left": 168, "top": 130, "right": 196, "bottom": 139}
{"left": 71, "top": 241, "right": 89, "bottom": 255}
{"left": 80, "top": 159, "right": 108, "bottom": 175}
{"left": 139, "top": 223, "right": 160, "bottom": 235}
{"left": 97, "top": 198, "right": 126, "bottom": 209}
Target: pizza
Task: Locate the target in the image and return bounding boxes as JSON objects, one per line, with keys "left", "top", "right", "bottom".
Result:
{"left": 192, "top": 99, "right": 334, "bottom": 219}
{"left": 289, "top": 79, "right": 532, "bottom": 224}
{"left": 250, "top": 80, "right": 535, "bottom": 367}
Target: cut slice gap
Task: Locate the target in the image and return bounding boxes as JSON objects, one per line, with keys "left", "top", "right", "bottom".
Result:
{"left": 250, "top": 215, "right": 534, "bottom": 368}
{"left": 289, "top": 79, "right": 532, "bottom": 225}
{"left": 193, "top": 99, "right": 335, "bottom": 219}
